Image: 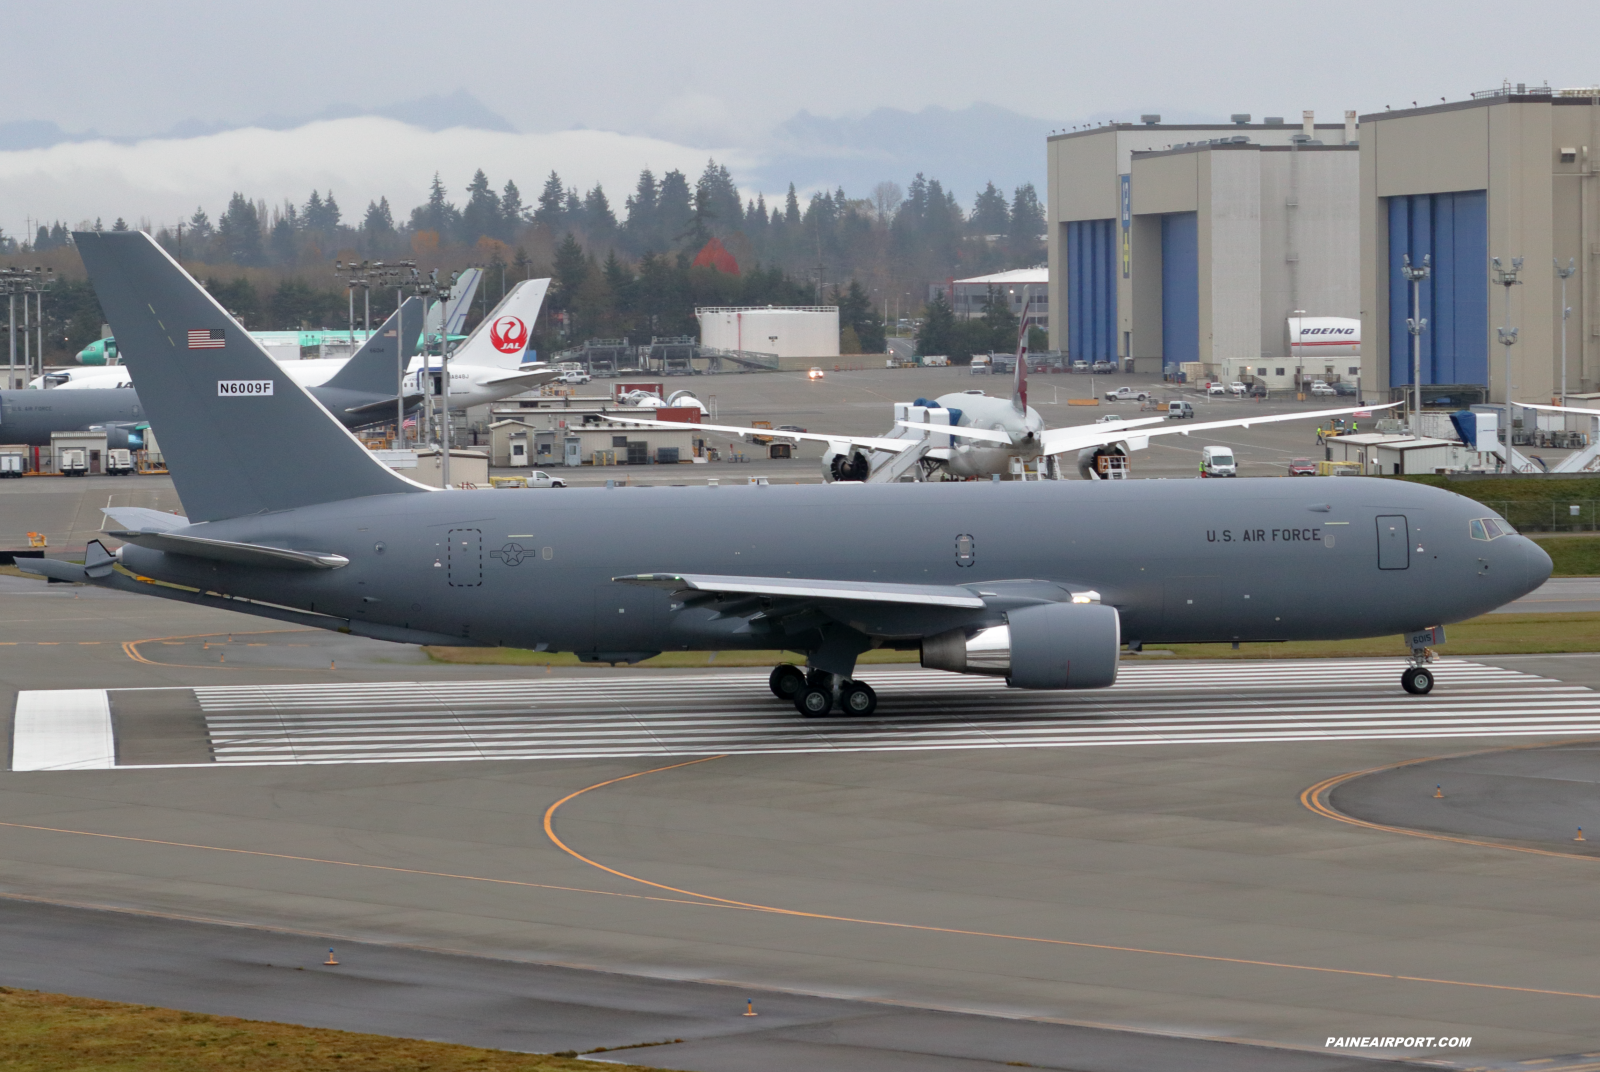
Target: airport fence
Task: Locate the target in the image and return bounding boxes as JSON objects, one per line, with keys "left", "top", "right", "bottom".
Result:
{"left": 1480, "top": 500, "right": 1600, "bottom": 533}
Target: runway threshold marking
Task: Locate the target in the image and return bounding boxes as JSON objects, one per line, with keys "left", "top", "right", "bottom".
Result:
{"left": 540, "top": 755, "right": 1600, "bottom": 1005}
{"left": 1302, "top": 739, "right": 1600, "bottom": 864}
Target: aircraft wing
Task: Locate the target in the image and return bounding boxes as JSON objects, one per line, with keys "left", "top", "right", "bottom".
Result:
{"left": 1036, "top": 402, "right": 1401, "bottom": 456}
{"left": 343, "top": 393, "right": 424, "bottom": 416}
{"left": 480, "top": 366, "right": 562, "bottom": 389}
{"left": 1523, "top": 402, "right": 1600, "bottom": 416}
{"left": 894, "top": 414, "right": 1173, "bottom": 446}
{"left": 102, "top": 506, "right": 189, "bottom": 534}
{"left": 602, "top": 414, "right": 918, "bottom": 454}
{"left": 614, "top": 573, "right": 985, "bottom": 608}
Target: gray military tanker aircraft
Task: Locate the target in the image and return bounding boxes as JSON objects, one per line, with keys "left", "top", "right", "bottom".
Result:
{"left": 25, "top": 232, "right": 1552, "bottom": 718}
{"left": 0, "top": 298, "right": 423, "bottom": 447}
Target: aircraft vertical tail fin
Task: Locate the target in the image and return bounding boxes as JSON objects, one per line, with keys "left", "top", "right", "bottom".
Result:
{"left": 323, "top": 297, "right": 423, "bottom": 394}
{"left": 1012, "top": 291, "right": 1033, "bottom": 414}
{"left": 74, "top": 231, "right": 428, "bottom": 522}
{"left": 449, "top": 279, "right": 551, "bottom": 370}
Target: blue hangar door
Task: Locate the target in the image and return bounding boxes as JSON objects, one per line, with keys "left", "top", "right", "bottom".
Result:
{"left": 1387, "top": 191, "right": 1488, "bottom": 389}
{"left": 1160, "top": 212, "right": 1199, "bottom": 368}
{"left": 1067, "top": 219, "right": 1118, "bottom": 362}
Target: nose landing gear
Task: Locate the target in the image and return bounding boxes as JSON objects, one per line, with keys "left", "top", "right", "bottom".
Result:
{"left": 1401, "top": 665, "right": 1435, "bottom": 695}
{"left": 1401, "top": 626, "right": 1442, "bottom": 694}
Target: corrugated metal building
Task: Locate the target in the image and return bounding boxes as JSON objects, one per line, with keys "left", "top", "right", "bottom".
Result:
{"left": 1358, "top": 85, "right": 1600, "bottom": 403}
{"left": 1047, "top": 112, "right": 1360, "bottom": 376}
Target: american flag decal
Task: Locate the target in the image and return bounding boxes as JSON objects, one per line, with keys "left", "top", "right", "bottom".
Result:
{"left": 187, "top": 328, "right": 225, "bottom": 349}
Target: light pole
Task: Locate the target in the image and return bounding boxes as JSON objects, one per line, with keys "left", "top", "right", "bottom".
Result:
{"left": 1557, "top": 258, "right": 1576, "bottom": 407}
{"left": 1292, "top": 309, "right": 1306, "bottom": 402}
{"left": 1492, "top": 256, "right": 1523, "bottom": 473}
{"left": 1400, "top": 254, "right": 1430, "bottom": 429}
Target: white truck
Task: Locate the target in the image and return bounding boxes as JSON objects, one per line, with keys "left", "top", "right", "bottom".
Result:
{"left": 1104, "top": 386, "right": 1151, "bottom": 403}
{"left": 106, "top": 448, "right": 134, "bottom": 475}
{"left": 0, "top": 452, "right": 24, "bottom": 478}
{"left": 59, "top": 448, "right": 88, "bottom": 477}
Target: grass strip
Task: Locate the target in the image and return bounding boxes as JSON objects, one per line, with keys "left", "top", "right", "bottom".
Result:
{"left": 0, "top": 986, "right": 681, "bottom": 1072}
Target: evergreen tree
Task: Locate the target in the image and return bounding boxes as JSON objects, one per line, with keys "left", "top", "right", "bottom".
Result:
{"left": 656, "top": 170, "right": 693, "bottom": 248}
{"left": 836, "top": 279, "right": 885, "bottom": 353}
{"left": 534, "top": 171, "right": 567, "bottom": 228}
{"left": 622, "top": 169, "right": 659, "bottom": 252}
{"left": 187, "top": 206, "right": 213, "bottom": 238}
{"left": 1008, "top": 182, "right": 1045, "bottom": 258}
{"left": 461, "top": 168, "right": 503, "bottom": 242}
{"left": 270, "top": 216, "right": 297, "bottom": 265}
{"left": 111, "top": 218, "right": 129, "bottom": 231}
{"left": 49, "top": 222, "right": 68, "bottom": 247}
{"left": 500, "top": 180, "right": 526, "bottom": 226}
{"left": 980, "top": 285, "right": 1020, "bottom": 351}
{"left": 34, "top": 225, "right": 49, "bottom": 250}
{"left": 695, "top": 159, "right": 742, "bottom": 237}
{"left": 784, "top": 183, "right": 801, "bottom": 226}
{"left": 915, "top": 291, "right": 958, "bottom": 359}
{"left": 363, "top": 197, "right": 394, "bottom": 234}
{"left": 409, "top": 173, "right": 459, "bottom": 238}
{"left": 583, "top": 185, "right": 618, "bottom": 245}
{"left": 216, "top": 192, "right": 265, "bottom": 265}
{"left": 971, "top": 182, "right": 1010, "bottom": 236}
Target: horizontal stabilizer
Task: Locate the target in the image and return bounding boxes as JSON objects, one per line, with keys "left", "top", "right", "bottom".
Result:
{"left": 615, "top": 573, "right": 985, "bottom": 608}
{"left": 605, "top": 415, "right": 915, "bottom": 454}
{"left": 344, "top": 392, "right": 424, "bottom": 416}
{"left": 108, "top": 530, "right": 349, "bottom": 570}
{"left": 480, "top": 367, "right": 562, "bottom": 388}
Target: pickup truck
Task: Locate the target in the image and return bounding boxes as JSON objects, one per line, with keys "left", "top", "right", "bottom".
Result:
{"left": 1104, "top": 386, "right": 1151, "bottom": 403}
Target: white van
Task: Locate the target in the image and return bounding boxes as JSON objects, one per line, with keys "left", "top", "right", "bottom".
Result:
{"left": 969, "top": 355, "right": 991, "bottom": 375}
{"left": 1199, "top": 445, "right": 1237, "bottom": 477}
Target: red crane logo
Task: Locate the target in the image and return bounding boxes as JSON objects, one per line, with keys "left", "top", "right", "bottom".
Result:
{"left": 489, "top": 315, "right": 528, "bottom": 354}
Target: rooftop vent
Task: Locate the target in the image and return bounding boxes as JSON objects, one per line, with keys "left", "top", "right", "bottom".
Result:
{"left": 1290, "top": 133, "right": 1310, "bottom": 144}
{"left": 1230, "top": 135, "right": 1249, "bottom": 143}
{"left": 1230, "top": 113, "right": 1251, "bottom": 125}
{"left": 1141, "top": 114, "right": 1161, "bottom": 125}
{"left": 1264, "top": 116, "right": 1285, "bottom": 126}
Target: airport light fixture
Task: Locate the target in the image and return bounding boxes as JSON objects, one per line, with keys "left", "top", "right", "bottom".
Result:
{"left": 1492, "top": 256, "right": 1523, "bottom": 473}
{"left": 1293, "top": 308, "right": 1307, "bottom": 401}
{"left": 1557, "top": 258, "right": 1577, "bottom": 407}
{"left": 1400, "top": 255, "right": 1430, "bottom": 427}
{"left": 1, "top": 266, "right": 53, "bottom": 387}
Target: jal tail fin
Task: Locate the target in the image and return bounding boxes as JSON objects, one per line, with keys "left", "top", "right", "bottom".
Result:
{"left": 450, "top": 279, "right": 551, "bottom": 370}
{"left": 1012, "top": 290, "right": 1033, "bottom": 414}
{"left": 323, "top": 297, "right": 423, "bottom": 394}
{"left": 74, "top": 231, "right": 428, "bottom": 522}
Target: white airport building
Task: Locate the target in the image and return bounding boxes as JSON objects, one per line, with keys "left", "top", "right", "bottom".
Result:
{"left": 697, "top": 307, "right": 840, "bottom": 360}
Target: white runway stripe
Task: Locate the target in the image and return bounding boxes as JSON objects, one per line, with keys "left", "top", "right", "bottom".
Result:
{"left": 171, "top": 659, "right": 1600, "bottom": 767}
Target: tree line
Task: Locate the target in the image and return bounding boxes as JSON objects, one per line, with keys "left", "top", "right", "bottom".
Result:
{"left": 11, "top": 160, "right": 1043, "bottom": 359}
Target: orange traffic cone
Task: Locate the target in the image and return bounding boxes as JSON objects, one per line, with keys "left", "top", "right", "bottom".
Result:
{"left": 324, "top": 948, "right": 339, "bottom": 965}
{"left": 1577, "top": 828, "right": 1586, "bottom": 842}
{"left": 743, "top": 1000, "right": 757, "bottom": 1017}
{"left": 1434, "top": 785, "right": 1443, "bottom": 799}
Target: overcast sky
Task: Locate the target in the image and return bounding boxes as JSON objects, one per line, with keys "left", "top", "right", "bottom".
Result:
{"left": 3, "top": 0, "right": 1598, "bottom": 237}
{"left": 15, "top": 0, "right": 1598, "bottom": 140}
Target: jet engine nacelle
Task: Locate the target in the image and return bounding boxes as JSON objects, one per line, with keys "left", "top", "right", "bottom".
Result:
{"left": 920, "top": 602, "right": 1120, "bottom": 689}
{"left": 823, "top": 443, "right": 870, "bottom": 482}
{"left": 87, "top": 423, "right": 144, "bottom": 450}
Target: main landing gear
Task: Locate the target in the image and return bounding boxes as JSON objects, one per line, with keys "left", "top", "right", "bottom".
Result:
{"left": 770, "top": 664, "right": 878, "bottom": 717}
{"left": 1401, "top": 665, "right": 1435, "bottom": 695}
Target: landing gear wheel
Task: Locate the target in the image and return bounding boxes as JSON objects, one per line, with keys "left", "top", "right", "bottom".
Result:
{"left": 795, "top": 686, "right": 835, "bottom": 718}
{"left": 1402, "top": 666, "right": 1434, "bottom": 695}
{"left": 839, "top": 681, "right": 877, "bottom": 716}
{"left": 769, "top": 664, "right": 805, "bottom": 701}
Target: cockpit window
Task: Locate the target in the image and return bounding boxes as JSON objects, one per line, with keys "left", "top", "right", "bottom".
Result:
{"left": 1471, "top": 518, "right": 1512, "bottom": 541}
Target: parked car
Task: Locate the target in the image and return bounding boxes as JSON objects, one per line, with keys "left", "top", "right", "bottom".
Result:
{"left": 1287, "top": 457, "right": 1317, "bottom": 476}
{"left": 1334, "top": 381, "right": 1357, "bottom": 396}
{"left": 1310, "top": 381, "right": 1336, "bottom": 396}
{"left": 1092, "top": 360, "right": 1117, "bottom": 374}
{"left": 969, "top": 356, "right": 991, "bottom": 375}
{"left": 776, "top": 425, "right": 808, "bottom": 434}
{"left": 1228, "top": 381, "right": 1247, "bottom": 396}
{"left": 528, "top": 471, "right": 567, "bottom": 488}
{"left": 1199, "top": 445, "right": 1237, "bottom": 477}
{"left": 1071, "top": 360, "right": 1090, "bottom": 373}
{"left": 1104, "top": 386, "right": 1151, "bottom": 402}
{"left": 1166, "top": 400, "right": 1195, "bottom": 419}
{"left": 559, "top": 370, "right": 591, "bottom": 385}
{"left": 808, "top": 367, "right": 826, "bottom": 380}
{"left": 1206, "top": 382, "right": 1226, "bottom": 396}
{"left": 1248, "top": 382, "right": 1269, "bottom": 398}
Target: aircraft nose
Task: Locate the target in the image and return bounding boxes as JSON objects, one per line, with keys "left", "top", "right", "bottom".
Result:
{"left": 1522, "top": 536, "right": 1553, "bottom": 591}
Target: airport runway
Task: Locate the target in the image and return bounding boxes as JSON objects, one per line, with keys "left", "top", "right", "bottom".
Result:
{"left": 13, "top": 658, "right": 1600, "bottom": 769}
